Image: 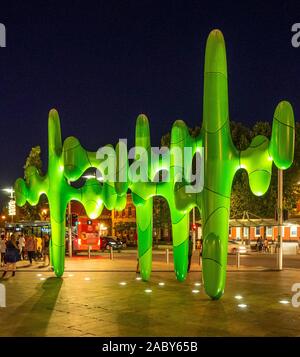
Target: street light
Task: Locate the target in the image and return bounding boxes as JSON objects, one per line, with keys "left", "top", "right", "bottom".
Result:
{"left": 277, "top": 170, "right": 283, "bottom": 270}
{"left": 2, "top": 188, "right": 14, "bottom": 196}
{"left": 2, "top": 187, "right": 16, "bottom": 223}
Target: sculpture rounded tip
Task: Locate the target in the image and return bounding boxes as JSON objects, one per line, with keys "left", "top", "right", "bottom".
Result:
{"left": 140, "top": 269, "right": 151, "bottom": 282}
{"left": 175, "top": 270, "right": 186, "bottom": 282}
{"left": 205, "top": 29, "right": 227, "bottom": 77}
{"left": 54, "top": 268, "right": 64, "bottom": 278}
{"left": 202, "top": 256, "right": 225, "bottom": 300}
{"left": 270, "top": 100, "right": 295, "bottom": 169}
{"left": 137, "top": 113, "right": 148, "bottom": 122}
{"left": 49, "top": 108, "right": 59, "bottom": 116}
{"left": 208, "top": 29, "right": 224, "bottom": 39}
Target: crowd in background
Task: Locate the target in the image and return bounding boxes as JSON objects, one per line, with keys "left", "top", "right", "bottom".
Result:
{"left": 0, "top": 232, "right": 50, "bottom": 278}
{"left": 256, "top": 236, "right": 272, "bottom": 252}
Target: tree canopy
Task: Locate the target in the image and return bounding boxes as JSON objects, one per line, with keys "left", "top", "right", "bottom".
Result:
{"left": 21, "top": 146, "right": 48, "bottom": 220}
{"left": 161, "top": 121, "right": 300, "bottom": 219}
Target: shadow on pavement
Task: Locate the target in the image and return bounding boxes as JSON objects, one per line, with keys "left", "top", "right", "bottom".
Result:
{"left": 13, "top": 277, "right": 63, "bottom": 336}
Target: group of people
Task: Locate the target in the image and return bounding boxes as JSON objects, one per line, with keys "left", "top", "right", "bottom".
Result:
{"left": 0, "top": 232, "right": 50, "bottom": 278}
{"left": 256, "top": 236, "right": 271, "bottom": 252}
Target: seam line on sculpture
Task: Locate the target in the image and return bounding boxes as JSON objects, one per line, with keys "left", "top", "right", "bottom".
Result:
{"left": 173, "top": 238, "right": 188, "bottom": 249}
{"left": 203, "top": 117, "right": 228, "bottom": 135}
{"left": 171, "top": 213, "right": 188, "bottom": 226}
{"left": 131, "top": 191, "right": 146, "bottom": 204}
{"left": 248, "top": 169, "right": 270, "bottom": 176}
{"left": 64, "top": 140, "right": 81, "bottom": 151}
{"left": 140, "top": 245, "right": 152, "bottom": 259}
{"left": 273, "top": 116, "right": 295, "bottom": 130}
{"left": 202, "top": 257, "right": 222, "bottom": 267}
{"left": 203, "top": 206, "right": 229, "bottom": 232}
{"left": 137, "top": 220, "right": 152, "bottom": 256}
{"left": 170, "top": 138, "right": 185, "bottom": 146}
{"left": 249, "top": 138, "right": 269, "bottom": 148}
{"left": 203, "top": 186, "right": 230, "bottom": 199}
{"left": 205, "top": 71, "right": 227, "bottom": 79}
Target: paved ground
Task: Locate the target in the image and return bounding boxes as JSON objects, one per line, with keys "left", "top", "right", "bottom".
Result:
{"left": 78, "top": 249, "right": 300, "bottom": 270}
{"left": 0, "top": 256, "right": 300, "bottom": 337}
{"left": 11, "top": 250, "right": 299, "bottom": 272}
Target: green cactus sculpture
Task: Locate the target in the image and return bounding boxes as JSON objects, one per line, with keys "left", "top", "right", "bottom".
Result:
{"left": 15, "top": 29, "right": 295, "bottom": 299}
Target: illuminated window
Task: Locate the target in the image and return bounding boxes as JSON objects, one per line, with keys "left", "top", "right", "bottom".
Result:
{"left": 243, "top": 227, "right": 249, "bottom": 237}
{"left": 290, "top": 225, "right": 297, "bottom": 237}
{"left": 266, "top": 226, "right": 273, "bottom": 237}
{"left": 255, "top": 226, "right": 261, "bottom": 236}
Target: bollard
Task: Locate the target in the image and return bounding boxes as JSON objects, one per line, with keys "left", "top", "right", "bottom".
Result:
{"left": 236, "top": 250, "right": 240, "bottom": 269}
{"left": 0, "top": 283, "right": 6, "bottom": 308}
{"left": 166, "top": 248, "right": 169, "bottom": 264}
{"left": 110, "top": 246, "right": 114, "bottom": 260}
{"left": 88, "top": 245, "right": 91, "bottom": 259}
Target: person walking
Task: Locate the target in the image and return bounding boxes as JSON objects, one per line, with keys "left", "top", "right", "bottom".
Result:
{"left": 264, "top": 238, "right": 269, "bottom": 253}
{"left": 259, "top": 236, "right": 262, "bottom": 251}
{"left": 187, "top": 231, "right": 193, "bottom": 272}
{"left": 25, "top": 235, "right": 36, "bottom": 265}
{"left": 43, "top": 235, "right": 50, "bottom": 266}
{"left": 18, "top": 234, "right": 25, "bottom": 260}
{"left": 2, "top": 234, "right": 19, "bottom": 278}
{"left": 0, "top": 234, "right": 6, "bottom": 267}
{"left": 257, "top": 236, "right": 263, "bottom": 252}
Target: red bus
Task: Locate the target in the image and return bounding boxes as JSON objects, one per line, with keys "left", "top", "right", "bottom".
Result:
{"left": 73, "top": 216, "right": 101, "bottom": 254}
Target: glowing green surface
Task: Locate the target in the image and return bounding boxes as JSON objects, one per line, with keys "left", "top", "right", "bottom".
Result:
{"left": 15, "top": 29, "right": 294, "bottom": 299}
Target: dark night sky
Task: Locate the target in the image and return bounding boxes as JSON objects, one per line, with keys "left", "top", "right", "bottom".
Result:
{"left": 0, "top": 0, "right": 300, "bottom": 205}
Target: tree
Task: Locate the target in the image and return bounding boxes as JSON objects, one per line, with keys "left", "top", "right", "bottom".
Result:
{"left": 162, "top": 121, "right": 300, "bottom": 219}
{"left": 24, "top": 146, "right": 43, "bottom": 181}
{"left": 20, "top": 146, "right": 48, "bottom": 220}
{"left": 161, "top": 132, "right": 171, "bottom": 148}
{"left": 230, "top": 121, "right": 251, "bottom": 150}
{"left": 231, "top": 121, "right": 300, "bottom": 218}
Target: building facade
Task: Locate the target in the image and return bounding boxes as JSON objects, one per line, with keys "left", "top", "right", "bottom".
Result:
{"left": 228, "top": 220, "right": 300, "bottom": 242}
{"left": 111, "top": 194, "right": 137, "bottom": 243}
